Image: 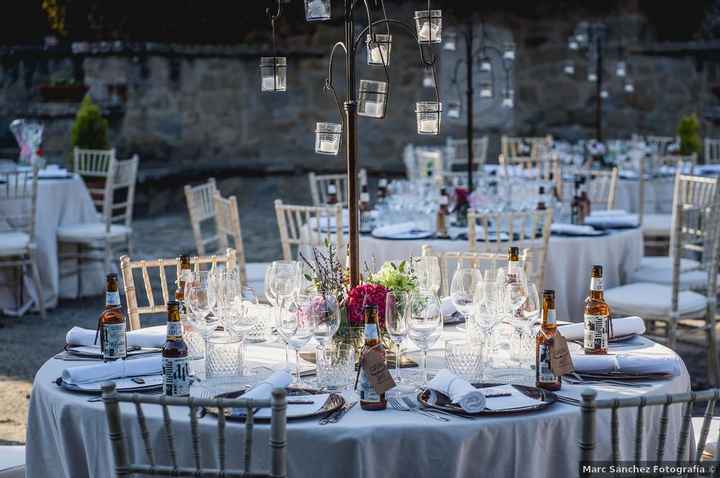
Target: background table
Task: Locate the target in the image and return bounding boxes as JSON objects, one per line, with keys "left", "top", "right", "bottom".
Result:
{"left": 0, "top": 175, "right": 105, "bottom": 310}
{"left": 26, "top": 328, "right": 691, "bottom": 478}
{"left": 359, "top": 228, "right": 643, "bottom": 321}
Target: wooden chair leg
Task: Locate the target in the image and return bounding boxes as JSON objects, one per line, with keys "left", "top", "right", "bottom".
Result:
{"left": 28, "top": 250, "right": 46, "bottom": 319}
{"left": 667, "top": 319, "right": 677, "bottom": 350}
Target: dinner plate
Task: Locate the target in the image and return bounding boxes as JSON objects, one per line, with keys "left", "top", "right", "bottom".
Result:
{"left": 206, "top": 387, "right": 344, "bottom": 421}
{"left": 609, "top": 333, "right": 638, "bottom": 343}
{"left": 418, "top": 383, "right": 557, "bottom": 415}
{"left": 64, "top": 344, "right": 162, "bottom": 358}
{"left": 57, "top": 374, "right": 164, "bottom": 394}
{"left": 372, "top": 230, "right": 435, "bottom": 240}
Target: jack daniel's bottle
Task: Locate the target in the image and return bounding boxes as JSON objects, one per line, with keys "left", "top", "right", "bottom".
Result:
{"left": 163, "top": 301, "right": 191, "bottom": 396}
{"left": 536, "top": 290, "right": 561, "bottom": 391}
{"left": 358, "top": 304, "right": 387, "bottom": 410}
{"left": 100, "top": 273, "right": 127, "bottom": 362}
{"left": 583, "top": 265, "right": 610, "bottom": 354}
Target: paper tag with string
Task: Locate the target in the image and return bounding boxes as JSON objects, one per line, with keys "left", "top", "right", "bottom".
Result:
{"left": 361, "top": 344, "right": 396, "bottom": 394}
{"left": 548, "top": 334, "right": 574, "bottom": 377}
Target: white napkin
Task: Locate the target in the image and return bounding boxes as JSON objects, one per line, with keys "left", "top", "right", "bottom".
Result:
{"left": 584, "top": 210, "right": 638, "bottom": 228}
{"left": 38, "top": 166, "right": 69, "bottom": 177}
{"left": 558, "top": 316, "right": 646, "bottom": 341}
{"left": 427, "top": 369, "right": 486, "bottom": 413}
{"left": 372, "top": 222, "right": 428, "bottom": 238}
{"left": 241, "top": 370, "right": 292, "bottom": 401}
{"left": 66, "top": 326, "right": 167, "bottom": 349}
{"left": 572, "top": 353, "right": 681, "bottom": 376}
{"left": 440, "top": 297, "right": 457, "bottom": 318}
{"left": 551, "top": 223, "right": 598, "bottom": 235}
{"left": 62, "top": 356, "right": 162, "bottom": 385}
{"left": 590, "top": 209, "right": 628, "bottom": 217}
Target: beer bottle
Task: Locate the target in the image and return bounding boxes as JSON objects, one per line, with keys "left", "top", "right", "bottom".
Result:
{"left": 536, "top": 186, "right": 547, "bottom": 211}
{"left": 536, "top": 290, "right": 561, "bottom": 391}
{"left": 327, "top": 184, "right": 338, "bottom": 205}
{"left": 571, "top": 177, "right": 582, "bottom": 225}
{"left": 358, "top": 304, "right": 387, "bottom": 410}
{"left": 162, "top": 301, "right": 191, "bottom": 397}
{"left": 100, "top": 273, "right": 127, "bottom": 362}
{"left": 583, "top": 265, "right": 610, "bottom": 354}
{"left": 505, "top": 246, "right": 525, "bottom": 284}
{"left": 359, "top": 184, "right": 371, "bottom": 212}
{"left": 579, "top": 177, "right": 592, "bottom": 219}
{"left": 175, "top": 254, "right": 192, "bottom": 314}
{"left": 436, "top": 191, "right": 449, "bottom": 238}
{"left": 377, "top": 178, "right": 388, "bottom": 199}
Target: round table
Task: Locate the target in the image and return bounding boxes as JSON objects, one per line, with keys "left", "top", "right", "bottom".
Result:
{"left": 26, "top": 326, "right": 691, "bottom": 478}
{"left": 359, "top": 228, "right": 643, "bottom": 321}
{"left": 0, "top": 174, "right": 104, "bottom": 310}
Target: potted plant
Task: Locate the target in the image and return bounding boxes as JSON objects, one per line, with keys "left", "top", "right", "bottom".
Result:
{"left": 69, "top": 95, "right": 111, "bottom": 172}
{"left": 677, "top": 113, "right": 701, "bottom": 157}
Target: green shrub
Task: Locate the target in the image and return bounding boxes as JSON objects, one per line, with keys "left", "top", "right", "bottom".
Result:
{"left": 71, "top": 95, "right": 109, "bottom": 150}
{"left": 677, "top": 113, "right": 701, "bottom": 156}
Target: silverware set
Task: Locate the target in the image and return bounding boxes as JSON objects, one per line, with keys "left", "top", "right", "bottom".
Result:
{"left": 388, "top": 397, "right": 450, "bottom": 422}
{"left": 319, "top": 401, "right": 357, "bottom": 425}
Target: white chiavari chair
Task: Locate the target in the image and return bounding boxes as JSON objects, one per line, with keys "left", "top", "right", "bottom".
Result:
{"left": 120, "top": 249, "right": 237, "bottom": 330}
{"left": 58, "top": 155, "right": 139, "bottom": 295}
{"left": 73, "top": 147, "right": 116, "bottom": 213}
{"left": 421, "top": 245, "right": 530, "bottom": 297}
{"left": 562, "top": 168, "right": 619, "bottom": 211}
{"left": 213, "top": 193, "right": 247, "bottom": 285}
{"left": 705, "top": 138, "right": 720, "bottom": 164}
{"left": 499, "top": 153, "right": 561, "bottom": 183}
{"left": 445, "top": 136, "right": 488, "bottom": 172}
{"left": 501, "top": 135, "right": 551, "bottom": 161}
{"left": 606, "top": 174, "right": 720, "bottom": 383}
{"left": 579, "top": 388, "right": 720, "bottom": 477}
{"left": 0, "top": 168, "right": 45, "bottom": 318}
{"left": 467, "top": 208, "right": 553, "bottom": 290}
{"left": 274, "top": 200, "right": 344, "bottom": 261}
{"left": 184, "top": 178, "right": 219, "bottom": 256}
{"left": 102, "top": 382, "right": 287, "bottom": 478}
{"left": 646, "top": 135, "right": 679, "bottom": 155}
{"left": 308, "top": 169, "right": 367, "bottom": 207}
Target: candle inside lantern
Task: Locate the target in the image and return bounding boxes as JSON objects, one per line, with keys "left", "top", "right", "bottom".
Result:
{"left": 415, "top": 10, "right": 442, "bottom": 44}
{"left": 588, "top": 72, "right": 598, "bottom": 82}
{"left": 260, "top": 57, "right": 287, "bottom": 92}
{"left": 564, "top": 63, "right": 575, "bottom": 75}
{"left": 358, "top": 80, "right": 388, "bottom": 118}
{"left": 616, "top": 62, "right": 626, "bottom": 77}
{"left": 416, "top": 101, "right": 442, "bottom": 135}
{"left": 367, "top": 34, "right": 392, "bottom": 66}
{"left": 447, "top": 102, "right": 461, "bottom": 119}
{"left": 305, "top": 0, "right": 330, "bottom": 21}
{"left": 480, "top": 85, "right": 493, "bottom": 98}
{"left": 624, "top": 82, "right": 635, "bottom": 93}
{"left": 315, "top": 122, "right": 342, "bottom": 155}
{"left": 480, "top": 60, "right": 492, "bottom": 72}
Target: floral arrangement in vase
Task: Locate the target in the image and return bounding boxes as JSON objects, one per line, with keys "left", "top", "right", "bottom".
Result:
{"left": 453, "top": 187, "right": 469, "bottom": 227}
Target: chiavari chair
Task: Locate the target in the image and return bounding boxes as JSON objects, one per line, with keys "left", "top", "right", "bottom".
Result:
{"left": 274, "top": 200, "right": 344, "bottom": 261}
{"left": 308, "top": 169, "right": 367, "bottom": 207}
{"left": 184, "top": 178, "right": 219, "bottom": 256}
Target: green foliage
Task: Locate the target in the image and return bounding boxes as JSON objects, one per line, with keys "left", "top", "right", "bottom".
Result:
{"left": 71, "top": 95, "right": 109, "bottom": 150}
{"left": 677, "top": 113, "right": 701, "bottom": 156}
{"left": 369, "top": 261, "right": 417, "bottom": 296}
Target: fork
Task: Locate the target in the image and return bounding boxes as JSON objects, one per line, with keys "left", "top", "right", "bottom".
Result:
{"left": 388, "top": 397, "right": 449, "bottom": 422}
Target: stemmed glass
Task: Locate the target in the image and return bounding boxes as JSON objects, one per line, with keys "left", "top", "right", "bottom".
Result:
{"left": 267, "top": 261, "right": 300, "bottom": 365}
{"left": 406, "top": 290, "right": 443, "bottom": 386}
{"left": 414, "top": 256, "right": 441, "bottom": 295}
{"left": 276, "top": 298, "right": 316, "bottom": 385}
{"left": 184, "top": 271, "right": 220, "bottom": 377}
{"left": 450, "top": 267, "right": 482, "bottom": 322}
{"left": 306, "top": 293, "right": 340, "bottom": 351}
{"left": 226, "top": 283, "right": 260, "bottom": 376}
{"left": 385, "top": 291, "right": 408, "bottom": 389}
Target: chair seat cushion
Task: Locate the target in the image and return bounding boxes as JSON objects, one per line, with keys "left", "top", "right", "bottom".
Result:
{"left": 642, "top": 214, "right": 672, "bottom": 236}
{"left": 0, "top": 232, "right": 30, "bottom": 256}
{"left": 57, "top": 223, "right": 131, "bottom": 243}
{"left": 629, "top": 267, "right": 714, "bottom": 291}
{"left": 605, "top": 283, "right": 707, "bottom": 319}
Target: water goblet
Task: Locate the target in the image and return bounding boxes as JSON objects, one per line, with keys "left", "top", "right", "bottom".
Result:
{"left": 407, "top": 290, "right": 443, "bottom": 386}
{"left": 450, "top": 267, "right": 482, "bottom": 321}
{"left": 384, "top": 291, "right": 408, "bottom": 387}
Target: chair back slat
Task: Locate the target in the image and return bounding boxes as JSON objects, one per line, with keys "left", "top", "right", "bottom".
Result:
{"left": 120, "top": 249, "right": 237, "bottom": 330}
{"left": 634, "top": 398, "right": 646, "bottom": 464}
{"left": 676, "top": 396, "right": 695, "bottom": 463}
{"left": 308, "top": 169, "right": 367, "bottom": 206}
{"left": 134, "top": 402, "right": 156, "bottom": 467}
{"left": 108, "top": 156, "right": 139, "bottom": 229}
{"left": 564, "top": 168, "right": 618, "bottom": 211}
{"left": 244, "top": 408, "right": 255, "bottom": 472}
{"left": 274, "top": 200, "right": 344, "bottom": 261}
{"left": 217, "top": 406, "right": 227, "bottom": 472}
{"left": 656, "top": 400, "right": 671, "bottom": 461}
{"left": 579, "top": 389, "right": 596, "bottom": 478}
{"left": 184, "top": 178, "right": 219, "bottom": 255}
{"left": 610, "top": 404, "right": 619, "bottom": 464}
{"left": 214, "top": 193, "right": 248, "bottom": 285}
{"left": 74, "top": 148, "right": 116, "bottom": 214}
{"left": 0, "top": 168, "right": 38, "bottom": 240}
{"left": 189, "top": 402, "right": 201, "bottom": 473}
{"left": 445, "top": 136, "right": 489, "bottom": 172}
{"left": 696, "top": 399, "right": 717, "bottom": 462}
{"left": 161, "top": 404, "right": 178, "bottom": 469}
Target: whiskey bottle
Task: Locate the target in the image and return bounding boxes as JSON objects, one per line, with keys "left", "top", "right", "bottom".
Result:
{"left": 583, "top": 265, "right": 610, "bottom": 354}
{"left": 358, "top": 304, "right": 387, "bottom": 410}
{"left": 536, "top": 290, "right": 561, "bottom": 391}
{"left": 100, "top": 273, "right": 127, "bottom": 362}
{"left": 162, "top": 301, "right": 191, "bottom": 397}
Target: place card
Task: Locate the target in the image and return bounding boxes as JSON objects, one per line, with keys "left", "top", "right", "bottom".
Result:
{"left": 549, "top": 334, "right": 575, "bottom": 377}
{"left": 362, "top": 345, "right": 396, "bottom": 394}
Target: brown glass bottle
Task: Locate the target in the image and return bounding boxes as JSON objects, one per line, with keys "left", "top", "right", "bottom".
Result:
{"left": 358, "top": 304, "right": 387, "bottom": 410}
{"left": 175, "top": 254, "right": 192, "bottom": 312}
{"left": 377, "top": 178, "right": 388, "bottom": 199}
{"left": 436, "top": 193, "right": 449, "bottom": 238}
{"left": 100, "top": 273, "right": 127, "bottom": 362}
{"left": 359, "top": 184, "right": 371, "bottom": 212}
{"left": 536, "top": 290, "right": 561, "bottom": 391}
{"left": 583, "top": 265, "right": 610, "bottom": 354}
{"left": 327, "top": 184, "right": 338, "bottom": 205}
{"left": 162, "top": 301, "right": 191, "bottom": 397}
{"left": 506, "top": 246, "right": 523, "bottom": 281}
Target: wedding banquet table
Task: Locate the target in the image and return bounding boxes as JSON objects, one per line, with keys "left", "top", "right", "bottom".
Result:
{"left": 0, "top": 173, "right": 105, "bottom": 310}
{"left": 358, "top": 227, "right": 643, "bottom": 321}
{"left": 26, "top": 324, "right": 691, "bottom": 478}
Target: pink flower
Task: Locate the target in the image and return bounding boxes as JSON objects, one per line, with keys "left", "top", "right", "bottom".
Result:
{"left": 346, "top": 283, "right": 388, "bottom": 327}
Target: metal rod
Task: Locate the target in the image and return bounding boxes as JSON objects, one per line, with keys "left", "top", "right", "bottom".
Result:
{"left": 345, "top": 0, "right": 360, "bottom": 287}
{"left": 596, "top": 30, "right": 604, "bottom": 141}
{"left": 465, "top": 18, "right": 474, "bottom": 192}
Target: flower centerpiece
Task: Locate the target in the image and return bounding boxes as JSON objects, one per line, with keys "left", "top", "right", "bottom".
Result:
{"left": 452, "top": 187, "right": 469, "bottom": 227}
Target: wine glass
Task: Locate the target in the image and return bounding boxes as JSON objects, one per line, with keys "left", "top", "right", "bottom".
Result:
{"left": 184, "top": 276, "right": 220, "bottom": 377}
{"left": 276, "top": 299, "right": 315, "bottom": 385}
{"left": 450, "top": 267, "right": 482, "bottom": 321}
{"left": 227, "top": 285, "right": 260, "bottom": 375}
{"left": 414, "top": 256, "right": 441, "bottom": 295}
{"left": 306, "top": 293, "right": 340, "bottom": 351}
{"left": 385, "top": 291, "right": 408, "bottom": 387}
{"left": 406, "top": 290, "right": 443, "bottom": 386}
{"left": 268, "top": 260, "right": 300, "bottom": 309}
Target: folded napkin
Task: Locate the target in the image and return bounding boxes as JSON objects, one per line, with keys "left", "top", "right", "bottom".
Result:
{"left": 241, "top": 370, "right": 292, "bottom": 401}
{"left": 372, "top": 222, "right": 430, "bottom": 238}
{"left": 590, "top": 209, "right": 627, "bottom": 217}
{"left": 62, "top": 356, "right": 162, "bottom": 385}
{"left": 551, "top": 223, "right": 598, "bottom": 236}
{"left": 440, "top": 297, "right": 457, "bottom": 318}
{"left": 66, "top": 325, "right": 167, "bottom": 349}
{"left": 558, "top": 316, "right": 646, "bottom": 341}
{"left": 571, "top": 353, "right": 681, "bottom": 376}
{"left": 427, "top": 369, "right": 485, "bottom": 413}
{"left": 584, "top": 211, "right": 639, "bottom": 228}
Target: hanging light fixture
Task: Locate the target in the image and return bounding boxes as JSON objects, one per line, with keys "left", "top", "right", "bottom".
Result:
{"left": 305, "top": 0, "right": 331, "bottom": 21}
{"left": 315, "top": 122, "right": 342, "bottom": 155}
{"left": 624, "top": 80, "right": 635, "bottom": 93}
{"left": 444, "top": 32, "right": 457, "bottom": 51}
{"left": 616, "top": 61, "right": 626, "bottom": 77}
{"left": 367, "top": 34, "right": 392, "bottom": 66}
{"left": 503, "top": 42, "right": 516, "bottom": 61}
{"left": 423, "top": 68, "right": 435, "bottom": 88}
{"left": 414, "top": 8, "right": 442, "bottom": 44}
{"left": 261, "top": 2, "right": 287, "bottom": 93}
{"left": 358, "top": 80, "right": 389, "bottom": 118}
{"left": 416, "top": 101, "right": 442, "bottom": 134}
{"left": 563, "top": 60, "right": 575, "bottom": 75}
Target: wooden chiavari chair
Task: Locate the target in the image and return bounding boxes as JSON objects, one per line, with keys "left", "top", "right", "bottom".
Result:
{"left": 646, "top": 135, "right": 679, "bottom": 156}
{"left": 705, "top": 138, "right": 720, "bottom": 164}
{"left": 184, "top": 178, "right": 219, "bottom": 256}
{"left": 73, "top": 147, "right": 116, "bottom": 212}
{"left": 213, "top": 193, "right": 247, "bottom": 285}
{"left": 308, "top": 169, "right": 367, "bottom": 207}
{"left": 561, "top": 168, "right": 619, "bottom": 211}
{"left": 102, "top": 382, "right": 287, "bottom": 478}
{"left": 274, "top": 200, "right": 344, "bottom": 261}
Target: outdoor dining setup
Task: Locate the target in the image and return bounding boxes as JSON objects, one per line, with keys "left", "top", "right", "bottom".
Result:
{"left": 4, "top": 1, "right": 720, "bottom": 478}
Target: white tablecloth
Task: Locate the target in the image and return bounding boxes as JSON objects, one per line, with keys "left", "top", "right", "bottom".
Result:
{"left": 25, "top": 328, "right": 691, "bottom": 478}
{"left": 358, "top": 228, "right": 643, "bottom": 321}
{"left": 0, "top": 175, "right": 105, "bottom": 310}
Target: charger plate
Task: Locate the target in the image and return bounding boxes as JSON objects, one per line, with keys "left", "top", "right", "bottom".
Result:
{"left": 418, "top": 382, "right": 557, "bottom": 416}
{"left": 206, "top": 387, "right": 344, "bottom": 421}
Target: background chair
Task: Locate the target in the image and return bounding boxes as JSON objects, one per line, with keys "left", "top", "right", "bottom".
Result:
{"left": 499, "top": 153, "right": 561, "bottom": 183}
{"left": 120, "top": 248, "right": 237, "bottom": 330}
{"left": 102, "top": 382, "right": 287, "bottom": 478}
{"left": 0, "top": 168, "right": 45, "bottom": 318}
{"left": 562, "top": 168, "right": 618, "bottom": 211}
{"left": 445, "top": 136, "right": 488, "bottom": 172}
{"left": 274, "top": 200, "right": 344, "bottom": 261}
{"left": 184, "top": 178, "right": 219, "bottom": 255}
{"left": 308, "top": 169, "right": 367, "bottom": 207}
{"left": 73, "top": 147, "right": 116, "bottom": 211}
{"left": 705, "top": 138, "right": 720, "bottom": 164}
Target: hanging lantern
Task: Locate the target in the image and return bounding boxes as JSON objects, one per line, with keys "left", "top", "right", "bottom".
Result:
{"left": 315, "top": 122, "right": 342, "bottom": 155}
{"left": 503, "top": 42, "right": 516, "bottom": 61}
{"left": 447, "top": 100, "right": 461, "bottom": 119}
{"left": 444, "top": 32, "right": 457, "bottom": 51}
{"left": 480, "top": 57, "right": 492, "bottom": 72}
{"left": 624, "top": 81, "right": 635, "bottom": 93}
{"left": 568, "top": 36, "right": 579, "bottom": 50}
{"left": 260, "top": 57, "right": 287, "bottom": 92}
{"left": 479, "top": 80, "right": 493, "bottom": 98}
{"left": 305, "top": 0, "right": 331, "bottom": 21}
{"left": 600, "top": 89, "right": 609, "bottom": 99}
{"left": 366, "top": 34, "right": 392, "bottom": 66}
{"left": 564, "top": 61, "right": 575, "bottom": 75}
{"left": 588, "top": 71, "right": 597, "bottom": 82}
{"left": 358, "top": 80, "right": 388, "bottom": 118}
{"left": 415, "top": 101, "right": 442, "bottom": 135}
{"left": 502, "top": 89, "right": 514, "bottom": 108}
{"left": 422, "top": 69, "right": 435, "bottom": 88}
{"left": 616, "top": 61, "right": 626, "bottom": 77}
{"left": 414, "top": 10, "right": 442, "bottom": 44}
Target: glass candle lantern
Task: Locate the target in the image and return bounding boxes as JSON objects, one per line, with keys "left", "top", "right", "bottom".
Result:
{"left": 315, "top": 122, "right": 342, "bottom": 155}
{"left": 600, "top": 89, "right": 609, "bottom": 99}
{"left": 503, "top": 43, "right": 516, "bottom": 61}
{"left": 587, "top": 71, "right": 598, "bottom": 82}
{"left": 358, "top": 80, "right": 388, "bottom": 119}
{"left": 447, "top": 100, "right": 461, "bottom": 119}
{"left": 502, "top": 89, "right": 514, "bottom": 108}
{"left": 616, "top": 61, "right": 626, "bottom": 77}
{"left": 415, "top": 10, "right": 442, "bottom": 44}
{"left": 564, "top": 61, "right": 575, "bottom": 75}
{"left": 305, "top": 0, "right": 331, "bottom": 21}
{"left": 367, "top": 34, "right": 392, "bottom": 66}
{"left": 479, "top": 81, "right": 493, "bottom": 98}
{"left": 624, "top": 81, "right": 635, "bottom": 93}
{"left": 568, "top": 37, "right": 579, "bottom": 50}
{"left": 260, "top": 57, "right": 287, "bottom": 92}
{"left": 422, "top": 69, "right": 435, "bottom": 88}
{"left": 415, "top": 101, "right": 442, "bottom": 135}
{"left": 444, "top": 32, "right": 457, "bottom": 51}
{"left": 480, "top": 57, "right": 492, "bottom": 72}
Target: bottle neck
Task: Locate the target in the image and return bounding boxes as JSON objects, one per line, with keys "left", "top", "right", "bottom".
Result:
{"left": 166, "top": 312, "right": 183, "bottom": 339}
{"left": 105, "top": 290, "right": 120, "bottom": 308}
{"left": 590, "top": 276, "right": 604, "bottom": 300}
{"left": 542, "top": 307, "right": 557, "bottom": 330}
